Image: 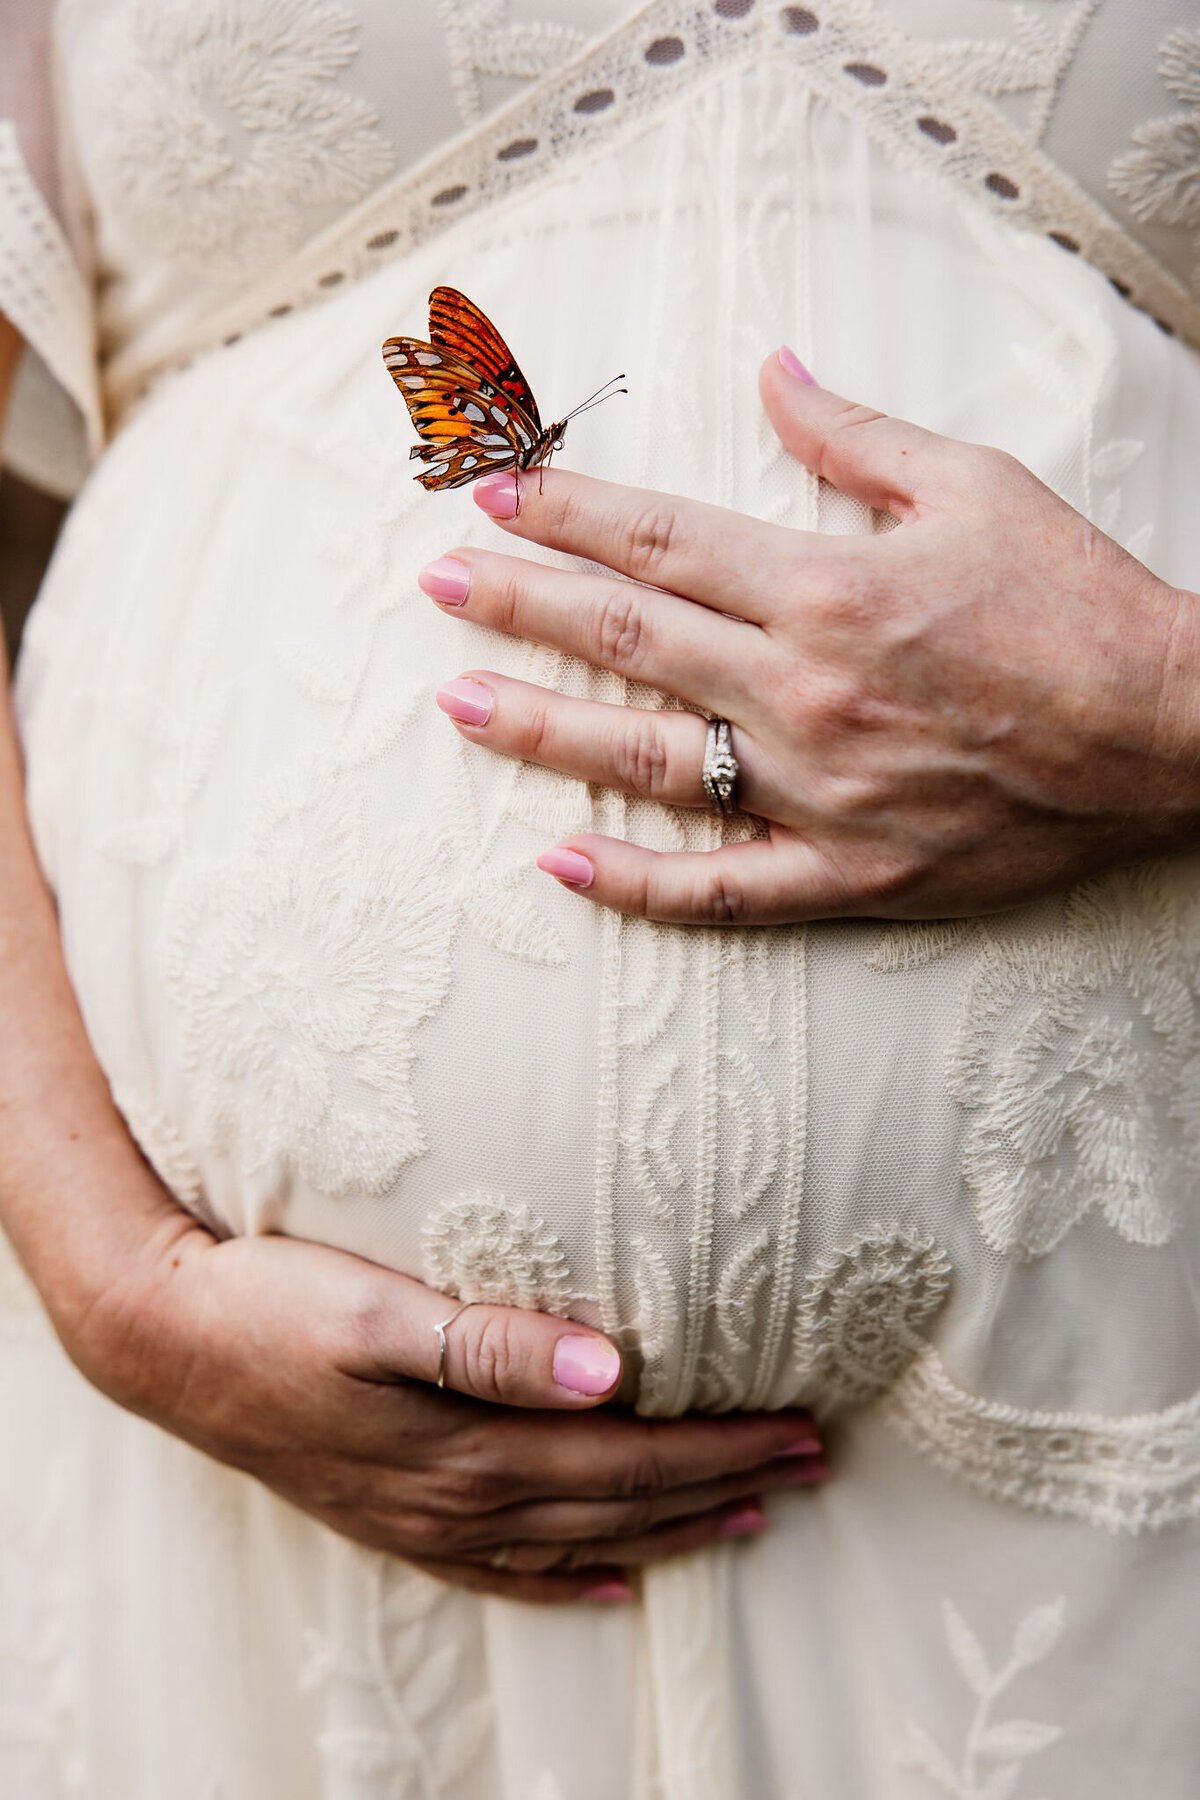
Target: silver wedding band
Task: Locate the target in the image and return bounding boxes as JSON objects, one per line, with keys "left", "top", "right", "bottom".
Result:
{"left": 433, "top": 1299, "right": 477, "bottom": 1389}
{"left": 701, "top": 717, "right": 740, "bottom": 816}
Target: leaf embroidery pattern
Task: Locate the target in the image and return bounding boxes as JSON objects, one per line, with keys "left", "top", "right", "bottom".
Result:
{"left": 1110, "top": 28, "right": 1200, "bottom": 255}
{"left": 899, "top": 1597, "right": 1066, "bottom": 1799}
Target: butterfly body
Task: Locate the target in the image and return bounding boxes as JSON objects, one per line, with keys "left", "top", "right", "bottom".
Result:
{"left": 383, "top": 286, "right": 619, "bottom": 492}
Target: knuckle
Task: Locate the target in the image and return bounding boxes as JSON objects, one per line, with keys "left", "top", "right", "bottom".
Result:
{"left": 613, "top": 716, "right": 672, "bottom": 799}
{"left": 624, "top": 502, "right": 680, "bottom": 583}
{"left": 819, "top": 403, "right": 888, "bottom": 477}
{"left": 956, "top": 442, "right": 1019, "bottom": 495}
{"left": 691, "top": 865, "right": 752, "bottom": 926}
{"left": 428, "top": 1463, "right": 503, "bottom": 1516}
{"left": 460, "top": 1311, "right": 522, "bottom": 1404}
{"left": 858, "top": 854, "right": 924, "bottom": 904}
{"left": 614, "top": 1448, "right": 669, "bottom": 1501}
{"left": 521, "top": 697, "right": 556, "bottom": 764}
{"left": 397, "top": 1509, "right": 457, "bottom": 1553}
{"left": 800, "top": 674, "right": 874, "bottom": 741}
{"left": 329, "top": 1277, "right": 404, "bottom": 1375}
{"left": 592, "top": 586, "right": 651, "bottom": 674}
{"left": 494, "top": 564, "right": 528, "bottom": 634}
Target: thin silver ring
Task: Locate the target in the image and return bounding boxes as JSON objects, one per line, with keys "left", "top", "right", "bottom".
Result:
{"left": 433, "top": 1299, "right": 477, "bottom": 1389}
{"left": 701, "top": 717, "right": 740, "bottom": 816}
{"left": 489, "top": 1544, "right": 514, "bottom": 1571}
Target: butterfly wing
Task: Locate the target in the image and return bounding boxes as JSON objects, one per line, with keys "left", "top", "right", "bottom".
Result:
{"left": 427, "top": 286, "right": 544, "bottom": 435}
{"left": 382, "top": 335, "right": 543, "bottom": 490}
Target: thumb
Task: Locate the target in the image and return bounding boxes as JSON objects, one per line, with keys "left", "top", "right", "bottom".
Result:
{"left": 759, "top": 347, "right": 951, "bottom": 520}
{"left": 385, "top": 1274, "right": 624, "bottom": 1409}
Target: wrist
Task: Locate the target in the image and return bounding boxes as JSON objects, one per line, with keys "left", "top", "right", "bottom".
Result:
{"left": 0, "top": 1104, "right": 206, "bottom": 1382}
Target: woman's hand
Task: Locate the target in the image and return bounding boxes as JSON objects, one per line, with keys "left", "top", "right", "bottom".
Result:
{"left": 421, "top": 349, "right": 1200, "bottom": 924}
{"left": 66, "top": 1216, "right": 822, "bottom": 1604}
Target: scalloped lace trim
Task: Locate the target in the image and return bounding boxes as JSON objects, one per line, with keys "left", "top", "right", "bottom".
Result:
{"left": 104, "top": 0, "right": 1200, "bottom": 416}
{"left": 881, "top": 1346, "right": 1200, "bottom": 1535}
{"left": 0, "top": 121, "right": 102, "bottom": 456}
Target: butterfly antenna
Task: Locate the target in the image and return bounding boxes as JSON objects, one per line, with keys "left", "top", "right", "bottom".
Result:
{"left": 563, "top": 374, "right": 628, "bottom": 423}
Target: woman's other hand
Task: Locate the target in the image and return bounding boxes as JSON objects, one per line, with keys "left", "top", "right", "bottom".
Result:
{"left": 422, "top": 350, "right": 1200, "bottom": 923}
{"left": 65, "top": 1219, "right": 823, "bottom": 1604}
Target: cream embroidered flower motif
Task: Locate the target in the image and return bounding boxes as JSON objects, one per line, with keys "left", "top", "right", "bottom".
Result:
{"left": 948, "top": 868, "right": 1200, "bottom": 1258}
{"left": 96, "top": 0, "right": 395, "bottom": 278}
{"left": 794, "top": 1227, "right": 953, "bottom": 1414}
{"left": 163, "top": 776, "right": 456, "bottom": 1201}
{"left": 435, "top": 0, "right": 588, "bottom": 128}
{"left": 421, "top": 1192, "right": 574, "bottom": 1313}
{"left": 1110, "top": 28, "right": 1200, "bottom": 272}
{"left": 899, "top": 1597, "right": 1065, "bottom": 1798}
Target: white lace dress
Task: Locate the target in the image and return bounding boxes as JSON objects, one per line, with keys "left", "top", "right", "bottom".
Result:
{"left": 3, "top": 3, "right": 1200, "bottom": 1796}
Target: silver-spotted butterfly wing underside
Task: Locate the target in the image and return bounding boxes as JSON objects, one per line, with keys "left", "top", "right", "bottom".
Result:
{"left": 382, "top": 286, "right": 561, "bottom": 490}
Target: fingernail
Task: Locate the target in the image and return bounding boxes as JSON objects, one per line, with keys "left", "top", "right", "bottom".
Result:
{"left": 778, "top": 345, "right": 816, "bottom": 385}
{"left": 720, "top": 1503, "right": 768, "bottom": 1538}
{"left": 436, "top": 677, "right": 494, "bottom": 726}
{"left": 553, "top": 1334, "right": 621, "bottom": 1396}
{"left": 585, "top": 1581, "right": 633, "bottom": 1603}
{"left": 474, "top": 472, "right": 521, "bottom": 519}
{"left": 773, "top": 1435, "right": 822, "bottom": 1459}
{"left": 781, "top": 1461, "right": 829, "bottom": 1486}
{"left": 419, "top": 556, "right": 471, "bottom": 605}
{"left": 537, "top": 848, "right": 594, "bottom": 889}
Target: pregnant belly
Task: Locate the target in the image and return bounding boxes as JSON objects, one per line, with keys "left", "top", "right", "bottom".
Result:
{"left": 17, "top": 198, "right": 1200, "bottom": 1423}
{"left": 15, "top": 404, "right": 968, "bottom": 1418}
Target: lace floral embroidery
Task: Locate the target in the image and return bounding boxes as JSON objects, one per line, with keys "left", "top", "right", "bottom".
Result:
{"left": 93, "top": 0, "right": 395, "bottom": 279}
{"left": 300, "top": 1542, "right": 492, "bottom": 1796}
{"left": 435, "top": 0, "right": 588, "bottom": 127}
{"left": 104, "top": 0, "right": 1200, "bottom": 414}
{"left": 946, "top": 867, "right": 1199, "bottom": 1258}
{"left": 881, "top": 1347, "right": 1200, "bottom": 1534}
{"left": 909, "top": 0, "right": 1101, "bottom": 147}
{"left": 162, "top": 771, "right": 457, "bottom": 1202}
{"left": 794, "top": 1227, "right": 953, "bottom": 1413}
{"left": 422, "top": 1192, "right": 575, "bottom": 1313}
{"left": 899, "top": 1597, "right": 1065, "bottom": 1799}
{"left": 1110, "top": 28, "right": 1200, "bottom": 277}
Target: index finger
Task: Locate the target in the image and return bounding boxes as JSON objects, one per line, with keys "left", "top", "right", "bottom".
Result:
{"left": 470, "top": 465, "right": 832, "bottom": 624}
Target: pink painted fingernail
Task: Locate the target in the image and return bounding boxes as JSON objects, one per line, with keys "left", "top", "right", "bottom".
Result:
{"left": 773, "top": 1435, "right": 822, "bottom": 1459}
{"left": 585, "top": 1581, "right": 633, "bottom": 1603}
{"left": 553, "top": 1335, "right": 621, "bottom": 1395}
{"left": 781, "top": 1461, "right": 829, "bottom": 1486}
{"left": 778, "top": 345, "right": 816, "bottom": 385}
{"left": 436, "top": 678, "right": 494, "bottom": 726}
{"left": 720, "top": 1503, "right": 768, "bottom": 1538}
{"left": 419, "top": 556, "right": 471, "bottom": 605}
{"left": 537, "top": 848, "right": 594, "bottom": 889}
{"left": 473, "top": 472, "right": 521, "bottom": 519}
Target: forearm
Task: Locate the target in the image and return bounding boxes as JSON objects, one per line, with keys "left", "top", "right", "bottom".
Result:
{"left": 0, "top": 314, "right": 193, "bottom": 1347}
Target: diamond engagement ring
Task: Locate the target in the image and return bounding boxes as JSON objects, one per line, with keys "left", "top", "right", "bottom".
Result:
{"left": 433, "top": 1299, "right": 478, "bottom": 1389}
{"left": 701, "top": 717, "right": 739, "bottom": 816}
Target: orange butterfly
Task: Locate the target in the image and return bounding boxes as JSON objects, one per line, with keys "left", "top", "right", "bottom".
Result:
{"left": 383, "top": 286, "right": 623, "bottom": 491}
